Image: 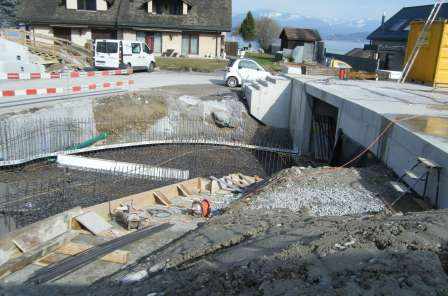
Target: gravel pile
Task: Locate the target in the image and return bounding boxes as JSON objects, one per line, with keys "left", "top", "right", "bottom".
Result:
{"left": 249, "top": 166, "right": 386, "bottom": 217}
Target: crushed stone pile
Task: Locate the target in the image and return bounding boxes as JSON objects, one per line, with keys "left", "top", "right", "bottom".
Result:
{"left": 249, "top": 166, "right": 387, "bottom": 216}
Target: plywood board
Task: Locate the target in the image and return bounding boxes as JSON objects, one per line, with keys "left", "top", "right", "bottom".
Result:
{"left": 12, "top": 218, "right": 69, "bottom": 252}
{"left": 56, "top": 242, "right": 129, "bottom": 264}
{"left": 74, "top": 212, "right": 112, "bottom": 236}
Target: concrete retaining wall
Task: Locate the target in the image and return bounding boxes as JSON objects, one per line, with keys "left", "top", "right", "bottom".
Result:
{"left": 244, "top": 76, "right": 292, "bottom": 129}
{"left": 246, "top": 72, "right": 448, "bottom": 208}
{"left": 289, "top": 78, "right": 448, "bottom": 208}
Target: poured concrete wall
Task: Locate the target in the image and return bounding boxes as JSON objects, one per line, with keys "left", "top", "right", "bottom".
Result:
{"left": 244, "top": 76, "right": 292, "bottom": 129}
{"left": 289, "top": 77, "right": 448, "bottom": 208}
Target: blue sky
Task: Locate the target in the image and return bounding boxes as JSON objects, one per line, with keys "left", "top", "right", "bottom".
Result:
{"left": 233, "top": 0, "right": 435, "bottom": 19}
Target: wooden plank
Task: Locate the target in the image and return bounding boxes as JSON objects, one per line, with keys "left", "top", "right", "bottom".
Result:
{"left": 0, "top": 232, "right": 77, "bottom": 279}
{"left": 85, "top": 178, "right": 202, "bottom": 217}
{"left": 177, "top": 184, "right": 192, "bottom": 197}
{"left": 56, "top": 242, "right": 129, "bottom": 264}
{"left": 153, "top": 191, "right": 172, "bottom": 206}
{"left": 34, "top": 253, "right": 60, "bottom": 267}
{"left": 74, "top": 212, "right": 112, "bottom": 236}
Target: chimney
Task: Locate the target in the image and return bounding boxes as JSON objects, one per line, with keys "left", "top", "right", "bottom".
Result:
{"left": 381, "top": 12, "right": 386, "bottom": 27}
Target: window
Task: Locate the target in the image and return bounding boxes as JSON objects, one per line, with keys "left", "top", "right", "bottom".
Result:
{"left": 182, "top": 33, "right": 199, "bottom": 56}
{"left": 96, "top": 41, "right": 107, "bottom": 53}
{"left": 153, "top": 32, "right": 162, "bottom": 53}
{"left": 143, "top": 44, "right": 150, "bottom": 54}
{"left": 389, "top": 19, "right": 409, "bottom": 32}
{"left": 136, "top": 31, "right": 146, "bottom": 42}
{"left": 153, "top": 0, "right": 183, "bottom": 15}
{"left": 77, "top": 0, "right": 97, "bottom": 10}
{"left": 132, "top": 43, "right": 141, "bottom": 54}
{"left": 107, "top": 42, "right": 118, "bottom": 53}
{"left": 239, "top": 60, "right": 260, "bottom": 70}
{"left": 96, "top": 41, "right": 118, "bottom": 53}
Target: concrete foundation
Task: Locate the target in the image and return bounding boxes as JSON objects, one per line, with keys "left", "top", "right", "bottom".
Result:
{"left": 246, "top": 73, "right": 448, "bottom": 208}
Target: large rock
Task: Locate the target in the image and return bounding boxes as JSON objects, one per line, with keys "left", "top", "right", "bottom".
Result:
{"left": 212, "top": 111, "right": 237, "bottom": 128}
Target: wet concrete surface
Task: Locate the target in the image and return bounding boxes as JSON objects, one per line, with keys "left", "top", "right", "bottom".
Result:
{"left": 397, "top": 115, "right": 448, "bottom": 140}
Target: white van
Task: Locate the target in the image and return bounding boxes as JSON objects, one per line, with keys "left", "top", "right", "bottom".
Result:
{"left": 94, "top": 40, "right": 156, "bottom": 72}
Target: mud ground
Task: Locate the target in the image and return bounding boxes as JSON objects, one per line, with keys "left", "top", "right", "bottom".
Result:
{"left": 89, "top": 208, "right": 448, "bottom": 295}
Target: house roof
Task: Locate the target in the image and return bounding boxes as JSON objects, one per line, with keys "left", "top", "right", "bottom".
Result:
{"left": 118, "top": 0, "right": 231, "bottom": 32}
{"left": 345, "top": 48, "right": 372, "bottom": 59}
{"left": 368, "top": 3, "right": 448, "bottom": 42}
{"left": 16, "top": 0, "right": 232, "bottom": 32}
{"left": 279, "top": 28, "right": 322, "bottom": 42}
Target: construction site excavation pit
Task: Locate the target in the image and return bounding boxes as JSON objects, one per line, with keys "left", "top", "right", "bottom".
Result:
{"left": 0, "top": 143, "right": 297, "bottom": 234}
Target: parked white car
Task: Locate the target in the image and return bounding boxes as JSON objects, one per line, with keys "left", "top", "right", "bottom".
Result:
{"left": 94, "top": 39, "right": 156, "bottom": 72}
{"left": 224, "top": 58, "right": 271, "bottom": 88}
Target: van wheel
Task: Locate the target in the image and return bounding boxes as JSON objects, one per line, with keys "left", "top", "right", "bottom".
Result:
{"left": 147, "top": 62, "right": 155, "bottom": 73}
{"left": 226, "top": 76, "right": 238, "bottom": 88}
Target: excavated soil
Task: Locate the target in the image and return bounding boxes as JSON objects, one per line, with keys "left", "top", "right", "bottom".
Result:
{"left": 76, "top": 166, "right": 447, "bottom": 296}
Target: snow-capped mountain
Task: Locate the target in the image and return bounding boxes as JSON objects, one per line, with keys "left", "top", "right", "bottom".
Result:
{"left": 232, "top": 10, "right": 381, "bottom": 41}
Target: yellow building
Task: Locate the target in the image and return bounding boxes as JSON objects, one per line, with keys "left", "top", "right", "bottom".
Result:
{"left": 405, "top": 20, "right": 448, "bottom": 87}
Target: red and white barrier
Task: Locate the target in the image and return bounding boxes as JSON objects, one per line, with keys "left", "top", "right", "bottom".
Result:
{"left": 0, "top": 80, "right": 134, "bottom": 98}
{"left": 0, "top": 69, "right": 133, "bottom": 81}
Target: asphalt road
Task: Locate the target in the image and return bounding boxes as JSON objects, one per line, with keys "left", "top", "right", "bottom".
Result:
{"left": 0, "top": 70, "right": 225, "bottom": 105}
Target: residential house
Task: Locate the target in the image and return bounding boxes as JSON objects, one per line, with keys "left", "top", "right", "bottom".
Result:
{"left": 279, "top": 27, "right": 321, "bottom": 50}
{"left": 367, "top": 3, "right": 448, "bottom": 71}
{"left": 16, "top": 0, "right": 232, "bottom": 58}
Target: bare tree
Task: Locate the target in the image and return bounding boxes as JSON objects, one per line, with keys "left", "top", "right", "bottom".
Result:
{"left": 256, "top": 17, "right": 281, "bottom": 53}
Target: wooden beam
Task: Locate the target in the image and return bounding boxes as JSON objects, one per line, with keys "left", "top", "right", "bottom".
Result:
{"left": 56, "top": 242, "right": 129, "bottom": 264}
{"left": 153, "top": 191, "right": 172, "bottom": 206}
{"left": 177, "top": 184, "right": 191, "bottom": 197}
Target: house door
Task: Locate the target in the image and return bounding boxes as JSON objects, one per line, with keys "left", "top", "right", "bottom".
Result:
{"left": 53, "top": 27, "right": 71, "bottom": 42}
{"left": 145, "top": 33, "right": 154, "bottom": 52}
